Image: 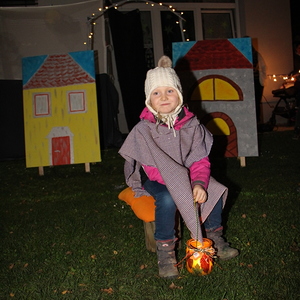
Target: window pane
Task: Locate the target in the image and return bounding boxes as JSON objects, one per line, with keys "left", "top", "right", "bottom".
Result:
{"left": 34, "top": 93, "right": 50, "bottom": 117}
{"left": 68, "top": 91, "right": 86, "bottom": 113}
{"left": 140, "top": 11, "right": 155, "bottom": 69}
{"left": 202, "top": 11, "right": 235, "bottom": 39}
{"left": 161, "top": 11, "right": 195, "bottom": 59}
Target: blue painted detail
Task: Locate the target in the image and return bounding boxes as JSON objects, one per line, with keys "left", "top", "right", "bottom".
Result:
{"left": 172, "top": 41, "right": 197, "bottom": 66}
{"left": 229, "top": 37, "right": 253, "bottom": 63}
{"left": 22, "top": 55, "right": 47, "bottom": 85}
{"left": 69, "top": 50, "right": 95, "bottom": 79}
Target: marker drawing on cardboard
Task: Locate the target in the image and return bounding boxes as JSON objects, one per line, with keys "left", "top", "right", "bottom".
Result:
{"left": 22, "top": 51, "right": 101, "bottom": 171}
{"left": 173, "top": 37, "right": 258, "bottom": 161}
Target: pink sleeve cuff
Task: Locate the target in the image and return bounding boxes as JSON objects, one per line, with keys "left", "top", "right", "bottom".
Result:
{"left": 190, "top": 156, "right": 211, "bottom": 190}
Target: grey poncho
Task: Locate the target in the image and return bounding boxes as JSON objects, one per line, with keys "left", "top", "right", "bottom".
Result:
{"left": 119, "top": 117, "right": 228, "bottom": 241}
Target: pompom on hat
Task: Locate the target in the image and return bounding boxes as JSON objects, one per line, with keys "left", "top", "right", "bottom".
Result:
{"left": 144, "top": 56, "right": 183, "bottom": 128}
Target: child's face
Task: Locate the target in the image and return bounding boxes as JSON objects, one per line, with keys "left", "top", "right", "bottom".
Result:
{"left": 150, "top": 86, "right": 180, "bottom": 114}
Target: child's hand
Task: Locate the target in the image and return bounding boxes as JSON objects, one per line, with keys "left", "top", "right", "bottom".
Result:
{"left": 193, "top": 185, "right": 207, "bottom": 204}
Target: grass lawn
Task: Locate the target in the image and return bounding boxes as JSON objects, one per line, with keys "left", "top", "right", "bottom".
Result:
{"left": 1, "top": 129, "right": 299, "bottom": 300}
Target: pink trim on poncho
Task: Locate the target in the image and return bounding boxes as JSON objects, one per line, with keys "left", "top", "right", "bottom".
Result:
{"left": 140, "top": 106, "right": 211, "bottom": 189}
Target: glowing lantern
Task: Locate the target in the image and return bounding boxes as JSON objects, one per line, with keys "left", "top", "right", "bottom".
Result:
{"left": 185, "top": 238, "right": 215, "bottom": 276}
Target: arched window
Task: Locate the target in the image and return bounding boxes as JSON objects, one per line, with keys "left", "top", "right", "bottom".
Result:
{"left": 189, "top": 74, "right": 243, "bottom": 101}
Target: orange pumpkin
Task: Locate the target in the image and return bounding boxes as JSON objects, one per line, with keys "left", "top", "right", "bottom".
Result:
{"left": 186, "top": 238, "right": 215, "bottom": 276}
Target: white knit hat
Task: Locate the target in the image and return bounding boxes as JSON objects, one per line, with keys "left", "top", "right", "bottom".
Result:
{"left": 144, "top": 56, "right": 183, "bottom": 127}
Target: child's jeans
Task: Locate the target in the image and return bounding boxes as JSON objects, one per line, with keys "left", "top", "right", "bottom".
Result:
{"left": 143, "top": 179, "right": 177, "bottom": 240}
{"left": 143, "top": 180, "right": 223, "bottom": 240}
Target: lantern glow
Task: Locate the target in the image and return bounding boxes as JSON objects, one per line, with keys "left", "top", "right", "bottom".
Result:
{"left": 185, "top": 238, "right": 215, "bottom": 276}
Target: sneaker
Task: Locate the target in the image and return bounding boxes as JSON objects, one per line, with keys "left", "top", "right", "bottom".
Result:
{"left": 206, "top": 230, "right": 239, "bottom": 260}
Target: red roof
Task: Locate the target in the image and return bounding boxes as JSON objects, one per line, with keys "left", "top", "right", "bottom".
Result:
{"left": 23, "top": 54, "right": 94, "bottom": 90}
{"left": 175, "top": 40, "right": 252, "bottom": 71}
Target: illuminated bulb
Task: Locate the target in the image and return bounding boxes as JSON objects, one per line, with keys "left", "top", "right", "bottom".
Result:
{"left": 84, "top": 42, "right": 87, "bottom": 45}
{"left": 92, "top": 13, "right": 95, "bottom": 16}
{"left": 176, "top": 21, "right": 179, "bottom": 24}
{"left": 105, "top": 6, "right": 108, "bottom": 9}
{"left": 183, "top": 29, "right": 186, "bottom": 32}
{"left": 186, "top": 39, "right": 190, "bottom": 41}
{"left": 98, "top": 8, "right": 102, "bottom": 11}
{"left": 159, "top": 2, "right": 162, "bottom": 5}
{"left": 172, "top": 8, "right": 175, "bottom": 11}
{"left": 114, "top": 6, "right": 118, "bottom": 9}
{"left": 274, "top": 78, "right": 277, "bottom": 81}
{"left": 169, "top": 5, "right": 172, "bottom": 8}
{"left": 93, "top": 22, "right": 96, "bottom": 25}
{"left": 151, "top": 3, "right": 154, "bottom": 6}
{"left": 90, "top": 32, "right": 93, "bottom": 35}
{"left": 181, "top": 12, "right": 184, "bottom": 15}
{"left": 272, "top": 74, "right": 276, "bottom": 77}
{"left": 89, "top": 35, "right": 92, "bottom": 39}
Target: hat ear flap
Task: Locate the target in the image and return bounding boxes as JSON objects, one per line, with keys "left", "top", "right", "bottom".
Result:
{"left": 157, "top": 56, "right": 172, "bottom": 68}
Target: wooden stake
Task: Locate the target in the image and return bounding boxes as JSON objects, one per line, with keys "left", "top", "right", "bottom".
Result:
{"left": 239, "top": 157, "right": 246, "bottom": 167}
{"left": 85, "top": 163, "right": 90, "bottom": 173}
{"left": 38, "top": 166, "right": 44, "bottom": 176}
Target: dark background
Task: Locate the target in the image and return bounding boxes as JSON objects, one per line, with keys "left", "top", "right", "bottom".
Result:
{"left": 0, "top": 0, "right": 299, "bottom": 160}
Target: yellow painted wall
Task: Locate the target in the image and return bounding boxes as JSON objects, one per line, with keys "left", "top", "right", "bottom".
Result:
{"left": 23, "top": 82, "right": 101, "bottom": 167}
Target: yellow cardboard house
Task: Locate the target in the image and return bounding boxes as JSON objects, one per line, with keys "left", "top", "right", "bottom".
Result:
{"left": 22, "top": 51, "right": 101, "bottom": 169}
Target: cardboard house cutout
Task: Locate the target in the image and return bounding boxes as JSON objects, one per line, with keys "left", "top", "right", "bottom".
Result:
{"left": 173, "top": 37, "right": 258, "bottom": 158}
{"left": 22, "top": 50, "right": 101, "bottom": 169}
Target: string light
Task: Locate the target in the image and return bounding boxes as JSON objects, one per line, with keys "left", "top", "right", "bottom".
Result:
{"left": 85, "top": 0, "right": 187, "bottom": 48}
{"left": 268, "top": 74, "right": 297, "bottom": 82}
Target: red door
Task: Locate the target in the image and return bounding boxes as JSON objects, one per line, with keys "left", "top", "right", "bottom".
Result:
{"left": 52, "top": 136, "right": 71, "bottom": 165}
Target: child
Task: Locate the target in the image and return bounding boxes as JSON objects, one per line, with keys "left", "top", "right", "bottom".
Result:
{"left": 119, "top": 56, "right": 238, "bottom": 279}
